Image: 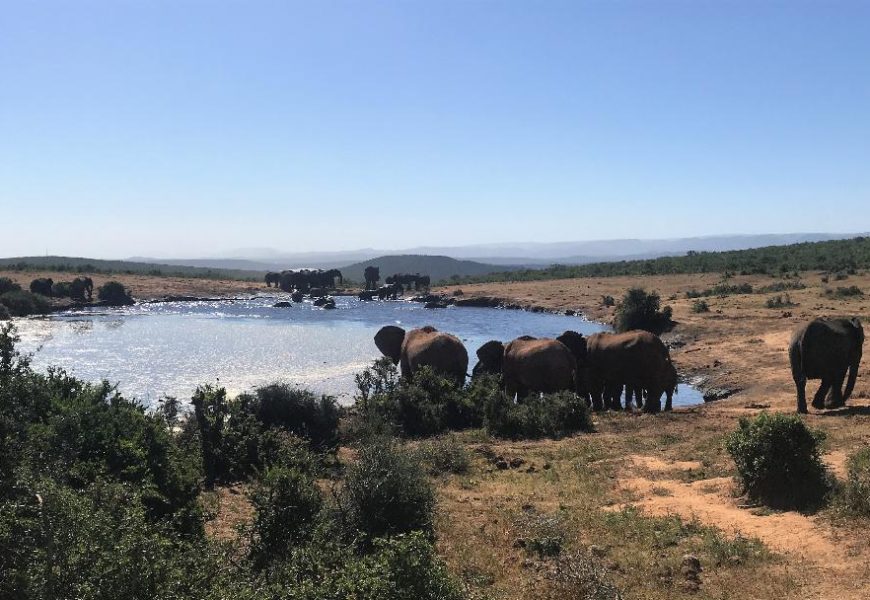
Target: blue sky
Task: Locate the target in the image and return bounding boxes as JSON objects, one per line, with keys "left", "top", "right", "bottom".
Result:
{"left": 2, "top": 1, "right": 869, "bottom": 258}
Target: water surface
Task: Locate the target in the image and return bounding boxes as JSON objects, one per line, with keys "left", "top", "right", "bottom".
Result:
{"left": 13, "top": 296, "right": 703, "bottom": 407}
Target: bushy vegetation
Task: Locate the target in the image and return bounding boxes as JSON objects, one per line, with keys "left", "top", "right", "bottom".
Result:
{"left": 342, "top": 440, "right": 436, "bottom": 544}
{"left": 614, "top": 287, "right": 673, "bottom": 333}
{"left": 765, "top": 294, "right": 797, "bottom": 308}
{"left": 757, "top": 281, "right": 807, "bottom": 293}
{"left": 0, "top": 255, "right": 261, "bottom": 281}
{"left": 0, "top": 277, "right": 20, "bottom": 294}
{"left": 97, "top": 280, "right": 135, "bottom": 305}
{"left": 825, "top": 285, "right": 864, "bottom": 298}
{"left": 449, "top": 236, "right": 870, "bottom": 283}
{"left": 0, "top": 323, "right": 465, "bottom": 598}
{"left": 355, "top": 360, "right": 483, "bottom": 437}
{"left": 838, "top": 447, "right": 870, "bottom": 517}
{"left": 415, "top": 435, "right": 471, "bottom": 475}
{"left": 484, "top": 390, "right": 593, "bottom": 439}
{"left": 725, "top": 413, "right": 830, "bottom": 510}
{"left": 191, "top": 383, "right": 338, "bottom": 484}
{"left": 0, "top": 289, "right": 51, "bottom": 316}
{"left": 691, "top": 299, "right": 710, "bottom": 313}
{"left": 354, "top": 361, "right": 592, "bottom": 441}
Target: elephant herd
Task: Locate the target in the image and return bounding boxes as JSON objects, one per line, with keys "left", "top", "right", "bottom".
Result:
{"left": 29, "top": 277, "right": 94, "bottom": 302}
{"left": 373, "top": 325, "right": 678, "bottom": 413}
{"left": 264, "top": 269, "right": 343, "bottom": 293}
{"left": 361, "top": 267, "right": 430, "bottom": 293}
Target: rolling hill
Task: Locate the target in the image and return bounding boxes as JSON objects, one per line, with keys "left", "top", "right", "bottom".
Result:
{"left": 338, "top": 255, "right": 520, "bottom": 284}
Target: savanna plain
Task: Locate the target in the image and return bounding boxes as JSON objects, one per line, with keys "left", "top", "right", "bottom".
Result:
{"left": 3, "top": 267, "right": 870, "bottom": 599}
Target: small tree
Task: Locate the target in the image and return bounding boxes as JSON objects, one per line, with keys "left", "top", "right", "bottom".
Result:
{"left": 614, "top": 287, "right": 673, "bottom": 333}
{"left": 726, "top": 413, "right": 830, "bottom": 510}
{"left": 97, "top": 281, "right": 134, "bottom": 306}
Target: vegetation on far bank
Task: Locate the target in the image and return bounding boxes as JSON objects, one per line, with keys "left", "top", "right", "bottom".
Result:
{"left": 446, "top": 236, "right": 870, "bottom": 284}
{"left": 0, "top": 255, "right": 262, "bottom": 281}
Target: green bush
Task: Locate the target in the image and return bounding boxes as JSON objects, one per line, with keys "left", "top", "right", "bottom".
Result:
{"left": 601, "top": 295, "right": 615, "bottom": 307}
{"left": 241, "top": 384, "right": 340, "bottom": 451}
{"left": 614, "top": 287, "right": 673, "bottom": 333}
{"left": 839, "top": 447, "right": 870, "bottom": 517}
{"left": 725, "top": 413, "right": 830, "bottom": 510}
{"left": 0, "top": 289, "right": 51, "bottom": 316}
{"left": 248, "top": 465, "right": 323, "bottom": 569}
{"left": 0, "top": 304, "right": 9, "bottom": 321}
{"left": 416, "top": 435, "right": 471, "bottom": 475}
{"left": 356, "top": 362, "right": 483, "bottom": 438}
{"left": 691, "top": 299, "right": 710, "bottom": 313}
{"left": 52, "top": 280, "right": 73, "bottom": 298}
{"left": 513, "top": 510, "right": 566, "bottom": 558}
{"left": 826, "top": 285, "right": 864, "bottom": 297}
{"left": 97, "top": 280, "right": 134, "bottom": 305}
{"left": 342, "top": 440, "right": 435, "bottom": 543}
{"left": 0, "top": 277, "right": 20, "bottom": 294}
{"left": 484, "top": 390, "right": 593, "bottom": 440}
{"left": 765, "top": 293, "right": 797, "bottom": 308}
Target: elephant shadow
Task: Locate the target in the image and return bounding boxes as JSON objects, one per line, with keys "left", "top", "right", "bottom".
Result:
{"left": 816, "top": 403, "right": 870, "bottom": 417}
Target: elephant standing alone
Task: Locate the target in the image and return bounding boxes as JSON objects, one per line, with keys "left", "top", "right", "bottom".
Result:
{"left": 790, "top": 317, "right": 864, "bottom": 413}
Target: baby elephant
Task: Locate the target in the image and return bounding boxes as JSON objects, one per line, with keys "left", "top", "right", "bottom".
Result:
{"left": 789, "top": 317, "right": 864, "bottom": 413}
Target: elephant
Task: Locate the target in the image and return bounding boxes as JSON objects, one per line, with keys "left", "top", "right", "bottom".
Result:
{"left": 308, "top": 288, "right": 328, "bottom": 298}
{"left": 623, "top": 361, "right": 678, "bottom": 411}
{"left": 358, "top": 290, "right": 379, "bottom": 301}
{"left": 474, "top": 331, "right": 587, "bottom": 400}
{"left": 29, "top": 278, "right": 53, "bottom": 296}
{"left": 586, "top": 330, "right": 672, "bottom": 413}
{"left": 374, "top": 325, "right": 469, "bottom": 385}
{"left": 364, "top": 266, "right": 380, "bottom": 291}
{"left": 313, "top": 269, "right": 343, "bottom": 289}
{"left": 264, "top": 272, "right": 281, "bottom": 288}
{"left": 789, "top": 317, "right": 864, "bottom": 413}
{"left": 377, "top": 283, "right": 402, "bottom": 300}
{"left": 70, "top": 277, "right": 93, "bottom": 302}
{"left": 290, "top": 291, "right": 304, "bottom": 303}
{"left": 416, "top": 275, "right": 431, "bottom": 290}
{"left": 314, "top": 296, "right": 336, "bottom": 309}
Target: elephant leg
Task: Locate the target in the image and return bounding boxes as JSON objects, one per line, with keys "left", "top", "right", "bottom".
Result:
{"left": 664, "top": 390, "right": 673, "bottom": 412}
{"left": 516, "top": 385, "right": 531, "bottom": 403}
{"left": 634, "top": 387, "right": 644, "bottom": 409}
{"left": 811, "top": 379, "right": 831, "bottom": 410}
{"left": 643, "top": 388, "right": 662, "bottom": 414}
{"left": 843, "top": 358, "right": 861, "bottom": 403}
{"left": 826, "top": 370, "right": 847, "bottom": 409}
{"left": 795, "top": 375, "right": 809, "bottom": 413}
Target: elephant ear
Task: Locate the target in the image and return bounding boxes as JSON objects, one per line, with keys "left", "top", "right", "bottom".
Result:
{"left": 476, "top": 340, "right": 505, "bottom": 373}
{"left": 374, "top": 325, "right": 405, "bottom": 364}
{"left": 557, "top": 330, "right": 587, "bottom": 363}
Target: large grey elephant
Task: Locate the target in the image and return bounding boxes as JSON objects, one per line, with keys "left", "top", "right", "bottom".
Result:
{"left": 789, "top": 317, "right": 864, "bottom": 413}
{"left": 586, "top": 330, "right": 672, "bottom": 413}
{"left": 474, "top": 331, "right": 587, "bottom": 400}
{"left": 374, "top": 325, "right": 469, "bottom": 385}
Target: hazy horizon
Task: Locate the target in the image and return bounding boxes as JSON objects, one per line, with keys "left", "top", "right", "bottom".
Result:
{"left": 3, "top": 1, "right": 869, "bottom": 258}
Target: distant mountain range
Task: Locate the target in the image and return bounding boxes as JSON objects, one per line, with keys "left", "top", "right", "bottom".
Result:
{"left": 339, "top": 255, "right": 522, "bottom": 284}
{"left": 129, "top": 232, "right": 868, "bottom": 272}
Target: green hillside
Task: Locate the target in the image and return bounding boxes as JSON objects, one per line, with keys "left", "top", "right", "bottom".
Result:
{"left": 340, "top": 254, "right": 519, "bottom": 285}
{"left": 452, "top": 236, "right": 870, "bottom": 284}
{"left": 0, "top": 256, "right": 264, "bottom": 281}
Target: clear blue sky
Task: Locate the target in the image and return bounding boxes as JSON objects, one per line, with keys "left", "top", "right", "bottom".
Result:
{"left": 2, "top": 1, "right": 869, "bottom": 258}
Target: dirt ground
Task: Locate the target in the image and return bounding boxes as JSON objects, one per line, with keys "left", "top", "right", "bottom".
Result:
{"left": 9, "top": 268, "right": 870, "bottom": 598}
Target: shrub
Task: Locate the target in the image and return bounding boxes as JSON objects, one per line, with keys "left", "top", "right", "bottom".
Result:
{"left": 826, "top": 285, "right": 864, "bottom": 298}
{"left": 514, "top": 509, "right": 566, "bottom": 558}
{"left": 839, "top": 447, "right": 870, "bottom": 517}
{"left": 342, "top": 440, "right": 435, "bottom": 543}
{"left": 241, "top": 384, "right": 340, "bottom": 452}
{"left": 691, "top": 299, "right": 710, "bottom": 313}
{"left": 484, "top": 391, "right": 592, "bottom": 440}
{"left": 356, "top": 362, "right": 483, "bottom": 438}
{"left": 416, "top": 435, "right": 471, "bottom": 475}
{"left": 601, "top": 295, "right": 615, "bottom": 307}
{"left": 0, "top": 277, "right": 20, "bottom": 294}
{"left": 0, "top": 304, "right": 9, "bottom": 321}
{"left": 765, "top": 294, "right": 797, "bottom": 308}
{"left": 757, "top": 281, "right": 806, "bottom": 293}
{"left": 0, "top": 290, "right": 51, "bottom": 316}
{"left": 248, "top": 465, "right": 323, "bottom": 569}
{"left": 52, "top": 280, "right": 73, "bottom": 297}
{"left": 97, "top": 280, "right": 134, "bottom": 305}
{"left": 614, "top": 287, "right": 673, "bottom": 333}
{"left": 725, "top": 413, "right": 830, "bottom": 510}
